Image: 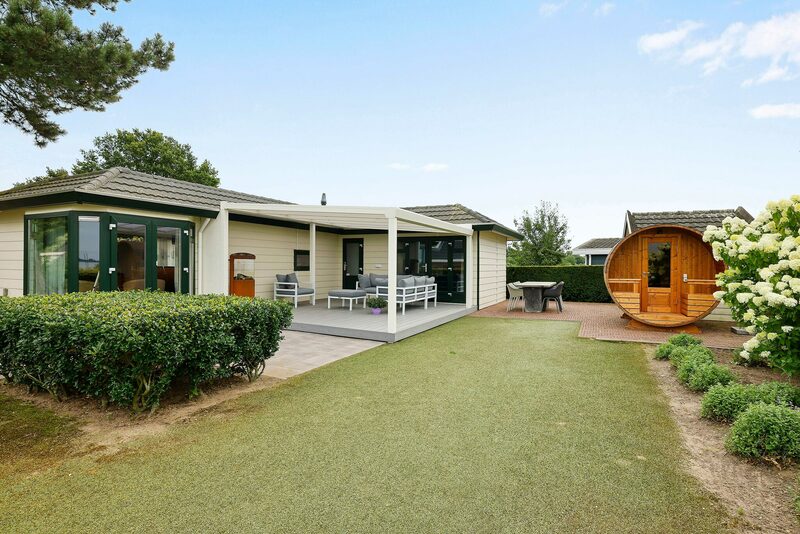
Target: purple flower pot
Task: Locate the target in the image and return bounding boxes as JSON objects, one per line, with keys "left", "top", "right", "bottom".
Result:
{"left": 371, "top": 308, "right": 383, "bottom": 315}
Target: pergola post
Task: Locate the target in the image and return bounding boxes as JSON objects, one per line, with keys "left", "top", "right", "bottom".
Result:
{"left": 309, "top": 222, "right": 316, "bottom": 295}
{"left": 387, "top": 216, "right": 398, "bottom": 334}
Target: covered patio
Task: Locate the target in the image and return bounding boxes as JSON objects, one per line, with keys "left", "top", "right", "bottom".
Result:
{"left": 199, "top": 203, "right": 476, "bottom": 341}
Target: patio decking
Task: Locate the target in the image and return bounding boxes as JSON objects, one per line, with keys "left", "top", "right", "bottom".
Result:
{"left": 287, "top": 301, "right": 475, "bottom": 342}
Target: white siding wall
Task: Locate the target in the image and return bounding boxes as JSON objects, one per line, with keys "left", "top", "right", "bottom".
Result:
{"left": 472, "top": 231, "right": 508, "bottom": 309}
{"left": 228, "top": 221, "right": 340, "bottom": 300}
{"left": 706, "top": 301, "right": 734, "bottom": 322}
{"left": 0, "top": 209, "right": 24, "bottom": 296}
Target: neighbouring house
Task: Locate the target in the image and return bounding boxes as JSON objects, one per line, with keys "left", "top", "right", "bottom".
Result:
{"left": 0, "top": 168, "right": 521, "bottom": 341}
{"left": 571, "top": 237, "right": 620, "bottom": 266}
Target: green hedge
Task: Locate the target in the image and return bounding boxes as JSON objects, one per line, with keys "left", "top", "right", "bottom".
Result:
{"left": 0, "top": 292, "right": 293, "bottom": 412}
{"left": 506, "top": 266, "right": 611, "bottom": 302}
{"left": 701, "top": 382, "right": 800, "bottom": 423}
{"left": 726, "top": 403, "right": 800, "bottom": 463}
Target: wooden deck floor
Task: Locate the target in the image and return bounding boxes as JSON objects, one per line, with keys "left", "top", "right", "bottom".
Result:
{"left": 287, "top": 301, "right": 475, "bottom": 342}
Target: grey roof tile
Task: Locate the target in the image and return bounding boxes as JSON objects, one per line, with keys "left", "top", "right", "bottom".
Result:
{"left": 573, "top": 237, "right": 621, "bottom": 250}
{"left": 627, "top": 207, "right": 754, "bottom": 233}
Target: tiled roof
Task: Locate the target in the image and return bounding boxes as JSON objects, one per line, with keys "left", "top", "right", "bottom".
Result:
{"left": 573, "top": 237, "right": 621, "bottom": 250}
{"left": 404, "top": 203, "right": 521, "bottom": 239}
{"left": 627, "top": 207, "right": 754, "bottom": 234}
{"left": 0, "top": 167, "right": 290, "bottom": 213}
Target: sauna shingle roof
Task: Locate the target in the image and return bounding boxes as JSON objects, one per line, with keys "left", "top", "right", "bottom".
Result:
{"left": 626, "top": 207, "right": 754, "bottom": 234}
{"left": 0, "top": 167, "right": 290, "bottom": 214}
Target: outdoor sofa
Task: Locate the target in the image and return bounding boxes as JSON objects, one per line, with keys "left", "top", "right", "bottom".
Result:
{"left": 274, "top": 273, "right": 316, "bottom": 307}
{"left": 356, "top": 273, "right": 437, "bottom": 315}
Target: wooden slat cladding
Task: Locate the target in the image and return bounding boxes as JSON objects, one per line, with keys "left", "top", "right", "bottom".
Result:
{"left": 604, "top": 225, "right": 723, "bottom": 327}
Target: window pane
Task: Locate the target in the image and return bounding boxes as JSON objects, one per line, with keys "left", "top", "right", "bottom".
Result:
{"left": 452, "top": 239, "right": 465, "bottom": 293}
{"left": 27, "top": 217, "right": 68, "bottom": 295}
{"left": 117, "top": 223, "right": 147, "bottom": 291}
{"left": 647, "top": 242, "right": 671, "bottom": 288}
{"left": 78, "top": 216, "right": 100, "bottom": 292}
{"left": 156, "top": 227, "right": 181, "bottom": 292}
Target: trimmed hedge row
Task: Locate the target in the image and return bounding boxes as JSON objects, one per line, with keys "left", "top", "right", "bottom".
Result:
{"left": 506, "top": 266, "right": 611, "bottom": 302}
{"left": 701, "top": 382, "right": 800, "bottom": 423}
{"left": 0, "top": 292, "right": 293, "bottom": 412}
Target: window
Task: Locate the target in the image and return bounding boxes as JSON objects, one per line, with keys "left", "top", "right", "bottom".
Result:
{"left": 294, "top": 249, "right": 310, "bottom": 271}
{"left": 25, "top": 212, "right": 194, "bottom": 295}
{"left": 27, "top": 216, "right": 68, "bottom": 295}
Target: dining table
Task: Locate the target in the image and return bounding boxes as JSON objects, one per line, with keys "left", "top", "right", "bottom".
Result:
{"left": 515, "top": 281, "right": 557, "bottom": 313}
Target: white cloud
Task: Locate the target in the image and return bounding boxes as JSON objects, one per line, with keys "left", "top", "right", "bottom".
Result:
{"left": 387, "top": 163, "right": 412, "bottom": 171}
{"left": 421, "top": 163, "right": 449, "bottom": 173}
{"left": 539, "top": 1, "right": 567, "bottom": 17}
{"left": 594, "top": 2, "right": 615, "bottom": 16}
{"left": 642, "top": 11, "right": 800, "bottom": 85}
{"left": 749, "top": 103, "right": 800, "bottom": 119}
{"left": 638, "top": 21, "right": 704, "bottom": 54}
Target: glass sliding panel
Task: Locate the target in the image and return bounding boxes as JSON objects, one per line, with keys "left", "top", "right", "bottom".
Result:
{"left": 116, "top": 222, "right": 147, "bottom": 291}
{"left": 430, "top": 239, "right": 449, "bottom": 294}
{"left": 452, "top": 238, "right": 465, "bottom": 295}
{"left": 78, "top": 216, "right": 100, "bottom": 292}
{"left": 156, "top": 226, "right": 181, "bottom": 292}
{"left": 647, "top": 242, "right": 671, "bottom": 288}
{"left": 27, "top": 216, "right": 68, "bottom": 295}
{"left": 408, "top": 240, "right": 427, "bottom": 275}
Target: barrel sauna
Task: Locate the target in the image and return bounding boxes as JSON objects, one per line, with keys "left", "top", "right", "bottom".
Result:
{"left": 604, "top": 225, "right": 724, "bottom": 328}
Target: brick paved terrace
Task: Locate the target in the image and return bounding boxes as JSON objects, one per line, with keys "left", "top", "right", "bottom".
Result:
{"left": 472, "top": 301, "right": 745, "bottom": 349}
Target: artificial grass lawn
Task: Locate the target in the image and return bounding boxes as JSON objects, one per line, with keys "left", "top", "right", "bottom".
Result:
{"left": 0, "top": 318, "right": 728, "bottom": 533}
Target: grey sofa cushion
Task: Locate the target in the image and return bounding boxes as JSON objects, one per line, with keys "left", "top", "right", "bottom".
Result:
{"left": 275, "top": 274, "right": 287, "bottom": 282}
{"left": 296, "top": 287, "right": 315, "bottom": 295}
{"left": 399, "top": 277, "right": 415, "bottom": 288}
{"left": 364, "top": 287, "right": 378, "bottom": 295}
{"left": 369, "top": 273, "right": 383, "bottom": 286}
{"left": 286, "top": 272, "right": 299, "bottom": 285}
{"left": 427, "top": 276, "right": 435, "bottom": 285}
{"left": 275, "top": 273, "right": 293, "bottom": 289}
{"left": 413, "top": 276, "right": 428, "bottom": 287}
{"left": 329, "top": 289, "right": 366, "bottom": 297}
{"left": 373, "top": 276, "right": 388, "bottom": 287}
{"left": 358, "top": 274, "right": 371, "bottom": 288}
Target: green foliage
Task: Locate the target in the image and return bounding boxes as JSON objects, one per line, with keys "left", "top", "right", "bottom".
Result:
{"left": 507, "top": 201, "right": 571, "bottom": 266}
{"left": 676, "top": 350, "right": 715, "bottom": 384}
{"left": 654, "top": 343, "right": 674, "bottom": 360}
{"left": 667, "top": 333, "right": 703, "bottom": 348}
{"left": 701, "top": 382, "right": 800, "bottom": 422}
{"left": 686, "top": 363, "right": 738, "bottom": 392}
{"left": 0, "top": 292, "right": 292, "bottom": 411}
{"left": 366, "top": 296, "right": 387, "bottom": 309}
{"left": 506, "top": 265, "right": 610, "bottom": 302}
{"left": 726, "top": 403, "right": 800, "bottom": 463}
{"left": 0, "top": 0, "right": 174, "bottom": 146}
{"left": 72, "top": 128, "right": 220, "bottom": 186}
{"left": 669, "top": 345, "right": 713, "bottom": 369}
{"left": 10, "top": 167, "right": 68, "bottom": 189}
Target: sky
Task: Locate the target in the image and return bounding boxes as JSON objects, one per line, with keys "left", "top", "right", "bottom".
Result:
{"left": 1, "top": 1, "right": 800, "bottom": 247}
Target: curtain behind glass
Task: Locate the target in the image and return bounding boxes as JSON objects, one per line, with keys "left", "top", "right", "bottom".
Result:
{"left": 27, "top": 217, "right": 68, "bottom": 294}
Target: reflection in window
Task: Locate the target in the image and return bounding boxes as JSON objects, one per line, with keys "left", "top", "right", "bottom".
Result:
{"left": 117, "top": 223, "right": 147, "bottom": 291}
{"left": 78, "top": 216, "right": 100, "bottom": 292}
{"left": 648, "top": 242, "right": 671, "bottom": 288}
{"left": 27, "top": 217, "right": 68, "bottom": 295}
{"left": 156, "top": 227, "right": 181, "bottom": 292}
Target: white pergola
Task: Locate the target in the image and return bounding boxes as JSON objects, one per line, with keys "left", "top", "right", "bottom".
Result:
{"left": 199, "top": 203, "right": 473, "bottom": 334}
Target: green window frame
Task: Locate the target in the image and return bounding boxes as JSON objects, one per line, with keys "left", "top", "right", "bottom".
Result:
{"left": 24, "top": 211, "right": 194, "bottom": 295}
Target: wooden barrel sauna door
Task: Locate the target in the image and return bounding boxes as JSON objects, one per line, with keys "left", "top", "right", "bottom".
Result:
{"left": 603, "top": 225, "right": 723, "bottom": 327}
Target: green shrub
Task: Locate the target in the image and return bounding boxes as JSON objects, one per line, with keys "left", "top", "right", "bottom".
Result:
{"left": 686, "top": 363, "right": 738, "bottom": 392}
{"left": 701, "top": 382, "right": 800, "bottom": 422}
{"left": 676, "top": 350, "right": 716, "bottom": 384}
{"left": 506, "top": 266, "right": 610, "bottom": 302}
{"left": 0, "top": 292, "right": 293, "bottom": 412}
{"left": 667, "top": 333, "right": 702, "bottom": 348}
{"left": 366, "top": 296, "right": 387, "bottom": 309}
{"left": 669, "top": 345, "right": 713, "bottom": 369}
{"left": 654, "top": 343, "right": 674, "bottom": 360}
{"left": 726, "top": 403, "right": 800, "bottom": 462}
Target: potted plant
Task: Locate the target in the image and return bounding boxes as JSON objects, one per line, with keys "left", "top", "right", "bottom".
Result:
{"left": 366, "top": 296, "right": 387, "bottom": 315}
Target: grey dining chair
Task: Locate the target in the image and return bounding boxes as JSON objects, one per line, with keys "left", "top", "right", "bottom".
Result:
{"left": 542, "top": 281, "right": 565, "bottom": 313}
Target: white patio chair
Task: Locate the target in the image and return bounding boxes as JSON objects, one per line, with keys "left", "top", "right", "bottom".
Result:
{"left": 507, "top": 282, "right": 523, "bottom": 311}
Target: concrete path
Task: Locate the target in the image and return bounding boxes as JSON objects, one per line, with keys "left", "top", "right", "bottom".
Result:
{"left": 264, "top": 331, "right": 383, "bottom": 379}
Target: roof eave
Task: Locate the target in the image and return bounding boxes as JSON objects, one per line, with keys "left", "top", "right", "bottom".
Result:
{"left": 472, "top": 223, "right": 523, "bottom": 240}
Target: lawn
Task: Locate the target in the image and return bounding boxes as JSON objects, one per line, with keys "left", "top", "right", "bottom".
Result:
{"left": 0, "top": 318, "right": 728, "bottom": 533}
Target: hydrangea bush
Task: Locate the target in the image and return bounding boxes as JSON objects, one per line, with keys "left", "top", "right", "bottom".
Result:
{"left": 703, "top": 196, "right": 800, "bottom": 373}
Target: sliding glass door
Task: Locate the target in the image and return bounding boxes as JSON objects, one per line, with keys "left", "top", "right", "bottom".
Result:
{"left": 398, "top": 236, "right": 466, "bottom": 303}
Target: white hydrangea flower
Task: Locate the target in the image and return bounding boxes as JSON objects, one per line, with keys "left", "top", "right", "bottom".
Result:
{"left": 783, "top": 326, "right": 795, "bottom": 333}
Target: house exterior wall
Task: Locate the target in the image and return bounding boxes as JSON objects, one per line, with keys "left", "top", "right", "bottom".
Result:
{"left": 227, "top": 221, "right": 340, "bottom": 300}
{"left": 0, "top": 208, "right": 25, "bottom": 296}
{"left": 472, "top": 230, "right": 508, "bottom": 309}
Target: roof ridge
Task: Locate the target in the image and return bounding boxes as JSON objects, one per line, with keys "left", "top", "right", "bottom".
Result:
{"left": 80, "top": 167, "right": 123, "bottom": 191}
